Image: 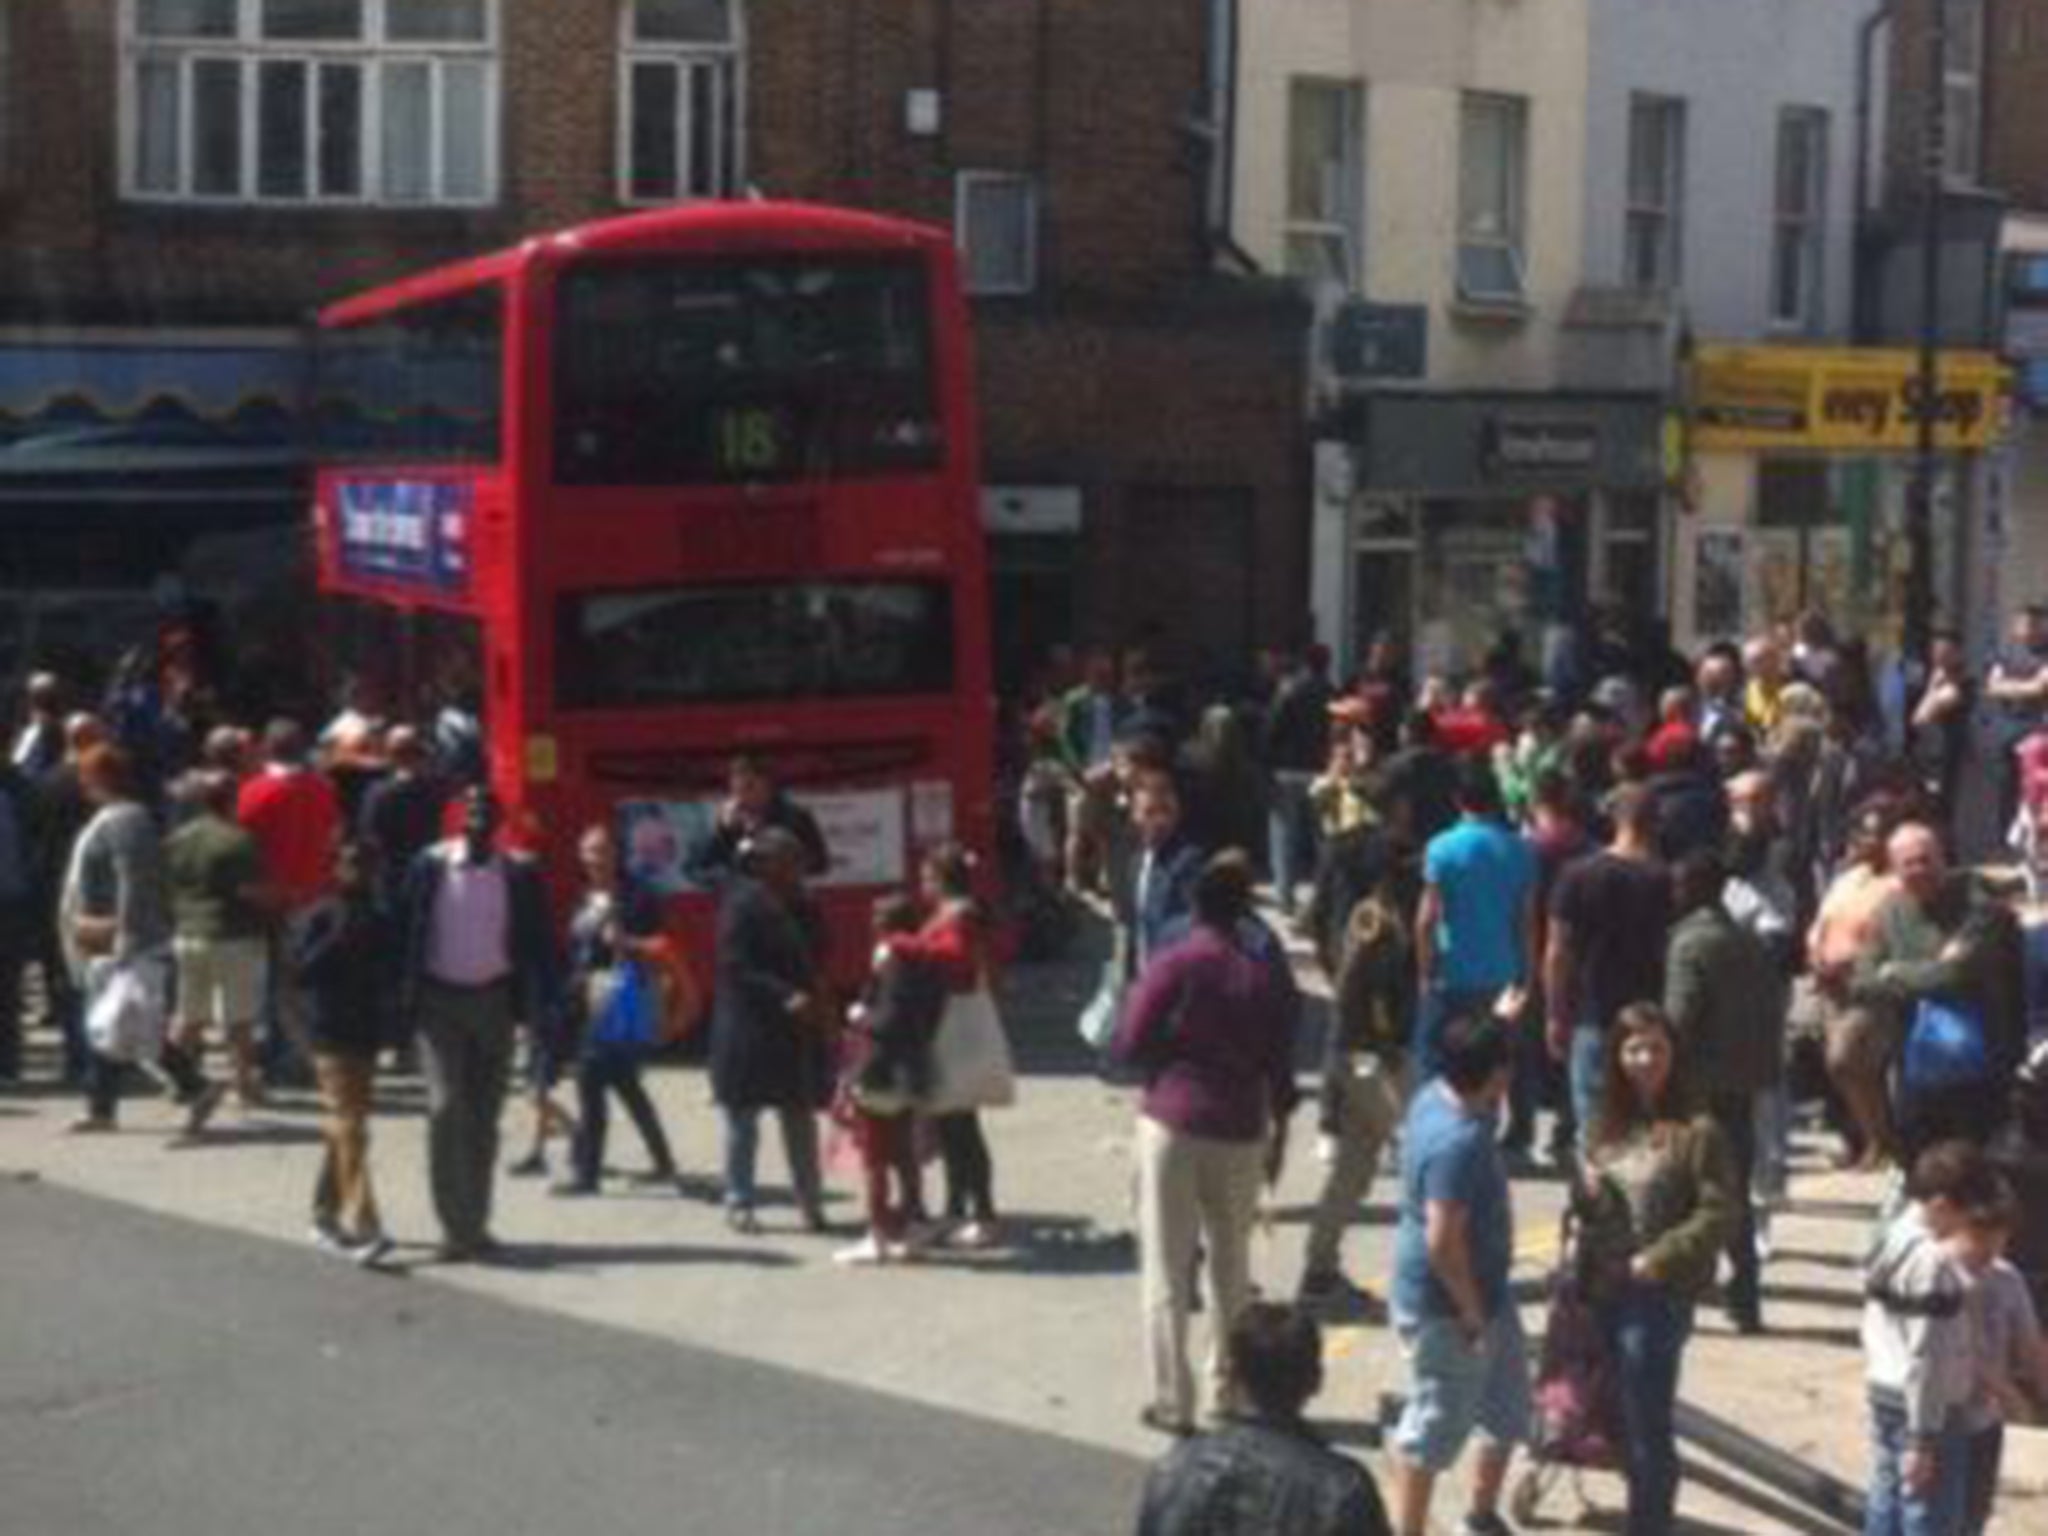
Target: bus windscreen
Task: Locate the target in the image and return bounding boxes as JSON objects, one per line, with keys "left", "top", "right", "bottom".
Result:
{"left": 552, "top": 256, "right": 942, "bottom": 485}
{"left": 555, "top": 579, "right": 955, "bottom": 708}
{"left": 315, "top": 287, "right": 504, "bottom": 463}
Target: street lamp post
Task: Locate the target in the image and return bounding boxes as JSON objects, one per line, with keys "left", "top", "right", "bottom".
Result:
{"left": 1904, "top": 0, "right": 1949, "bottom": 666}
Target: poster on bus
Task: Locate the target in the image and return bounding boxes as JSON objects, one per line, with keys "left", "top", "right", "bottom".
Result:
{"left": 803, "top": 790, "right": 907, "bottom": 889}
{"left": 617, "top": 799, "right": 719, "bottom": 896}
{"left": 616, "top": 789, "right": 906, "bottom": 895}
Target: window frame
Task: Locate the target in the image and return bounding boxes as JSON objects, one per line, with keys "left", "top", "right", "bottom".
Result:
{"left": 1769, "top": 106, "right": 1829, "bottom": 333}
{"left": 1282, "top": 76, "right": 1365, "bottom": 291}
{"left": 615, "top": 0, "right": 746, "bottom": 207}
{"left": 119, "top": 0, "right": 500, "bottom": 208}
{"left": 955, "top": 169, "right": 1040, "bottom": 298}
{"left": 0, "top": 2, "right": 13, "bottom": 188}
{"left": 1455, "top": 91, "right": 1529, "bottom": 306}
{"left": 1595, "top": 490, "right": 1662, "bottom": 616}
{"left": 555, "top": 578, "right": 959, "bottom": 712}
{"left": 1942, "top": 0, "right": 1984, "bottom": 187}
{"left": 1622, "top": 93, "right": 1685, "bottom": 293}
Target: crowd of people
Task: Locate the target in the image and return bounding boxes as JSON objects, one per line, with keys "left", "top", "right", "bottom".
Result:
{"left": 0, "top": 656, "right": 1024, "bottom": 1274}
{"left": 1014, "top": 614, "right": 2048, "bottom": 1536}
{"left": 7, "top": 603, "right": 2048, "bottom": 1536}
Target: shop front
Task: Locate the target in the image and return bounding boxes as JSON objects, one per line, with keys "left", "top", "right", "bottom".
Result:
{"left": 1679, "top": 345, "right": 2008, "bottom": 652}
{"left": 1314, "top": 392, "right": 1666, "bottom": 679}
{"left": 981, "top": 484, "right": 1083, "bottom": 695}
{"left": 0, "top": 330, "right": 311, "bottom": 687}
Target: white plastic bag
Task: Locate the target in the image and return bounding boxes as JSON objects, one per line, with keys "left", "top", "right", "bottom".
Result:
{"left": 1076, "top": 961, "right": 1124, "bottom": 1055}
{"left": 84, "top": 953, "right": 170, "bottom": 1064}
{"left": 926, "top": 987, "right": 1018, "bottom": 1112}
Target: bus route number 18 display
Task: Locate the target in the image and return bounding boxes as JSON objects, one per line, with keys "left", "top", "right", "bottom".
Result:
{"left": 713, "top": 406, "right": 792, "bottom": 480}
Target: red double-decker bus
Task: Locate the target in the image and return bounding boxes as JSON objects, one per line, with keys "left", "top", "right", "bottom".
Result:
{"left": 310, "top": 201, "right": 995, "bottom": 974}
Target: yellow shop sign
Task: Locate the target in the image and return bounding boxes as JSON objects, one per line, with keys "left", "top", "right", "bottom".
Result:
{"left": 1691, "top": 345, "right": 2006, "bottom": 452}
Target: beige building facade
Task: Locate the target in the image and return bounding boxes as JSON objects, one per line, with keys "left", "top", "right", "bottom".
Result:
{"left": 1234, "top": 0, "right": 1590, "bottom": 391}
{"left": 1232, "top": 0, "right": 1660, "bottom": 681}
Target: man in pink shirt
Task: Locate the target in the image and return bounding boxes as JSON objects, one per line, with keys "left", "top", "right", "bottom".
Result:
{"left": 397, "top": 786, "right": 559, "bottom": 1261}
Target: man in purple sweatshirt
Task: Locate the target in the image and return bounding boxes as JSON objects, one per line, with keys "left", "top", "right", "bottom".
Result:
{"left": 1113, "top": 851, "right": 1300, "bottom": 1436}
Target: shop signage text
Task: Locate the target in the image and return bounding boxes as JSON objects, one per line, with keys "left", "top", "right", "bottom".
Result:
{"left": 1482, "top": 418, "right": 1600, "bottom": 479}
{"left": 1691, "top": 346, "right": 2006, "bottom": 453}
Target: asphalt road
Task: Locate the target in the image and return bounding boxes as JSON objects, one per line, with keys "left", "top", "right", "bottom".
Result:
{"left": 0, "top": 1178, "right": 1146, "bottom": 1536}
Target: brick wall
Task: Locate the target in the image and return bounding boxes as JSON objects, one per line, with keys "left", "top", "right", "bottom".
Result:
{"left": 1982, "top": 0, "right": 2048, "bottom": 209}
{"left": 1, "top": 0, "right": 1310, "bottom": 663}
{"left": 0, "top": 0, "right": 623, "bottom": 323}
{"left": 1885, "top": 0, "right": 2048, "bottom": 214}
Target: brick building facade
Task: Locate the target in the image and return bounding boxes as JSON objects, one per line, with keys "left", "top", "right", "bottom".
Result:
{"left": 1873, "top": 0, "right": 2048, "bottom": 638}
{"left": 0, "top": 0, "right": 1310, "bottom": 693}
{"left": 1880, "top": 0, "right": 2048, "bottom": 214}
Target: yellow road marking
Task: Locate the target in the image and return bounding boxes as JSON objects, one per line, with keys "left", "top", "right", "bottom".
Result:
{"left": 1324, "top": 1323, "right": 1371, "bottom": 1361}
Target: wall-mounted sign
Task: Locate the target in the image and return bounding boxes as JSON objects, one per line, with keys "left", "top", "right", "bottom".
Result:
{"left": 981, "top": 485, "right": 1083, "bottom": 536}
{"left": 1327, "top": 302, "right": 1429, "bottom": 381}
{"left": 1691, "top": 345, "right": 2007, "bottom": 452}
{"left": 1483, "top": 418, "right": 1600, "bottom": 479}
{"left": 336, "top": 478, "right": 472, "bottom": 595}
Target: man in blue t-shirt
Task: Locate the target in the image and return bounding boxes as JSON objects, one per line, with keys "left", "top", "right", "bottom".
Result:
{"left": 1412, "top": 762, "right": 1535, "bottom": 1080}
{"left": 1388, "top": 1013, "right": 1527, "bottom": 1536}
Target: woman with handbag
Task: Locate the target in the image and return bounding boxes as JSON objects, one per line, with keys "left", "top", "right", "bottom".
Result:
{"left": 555, "top": 824, "right": 693, "bottom": 1199}
{"left": 896, "top": 843, "right": 1014, "bottom": 1249}
{"left": 63, "top": 744, "right": 223, "bottom": 1138}
{"left": 1578, "top": 1002, "right": 1737, "bottom": 1536}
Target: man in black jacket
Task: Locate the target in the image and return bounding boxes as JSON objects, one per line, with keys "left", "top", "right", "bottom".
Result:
{"left": 686, "top": 755, "right": 828, "bottom": 887}
{"left": 398, "top": 786, "right": 558, "bottom": 1262}
{"left": 1135, "top": 1303, "right": 1391, "bottom": 1536}
{"left": 1263, "top": 646, "right": 1333, "bottom": 918}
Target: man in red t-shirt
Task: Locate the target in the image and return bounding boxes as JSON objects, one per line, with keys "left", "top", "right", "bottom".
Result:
{"left": 238, "top": 720, "right": 341, "bottom": 911}
{"left": 1644, "top": 686, "right": 1700, "bottom": 772}
{"left": 1430, "top": 681, "right": 1511, "bottom": 760}
{"left": 238, "top": 719, "right": 342, "bottom": 1076}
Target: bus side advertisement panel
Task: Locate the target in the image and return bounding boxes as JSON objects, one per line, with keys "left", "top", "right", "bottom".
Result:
{"left": 333, "top": 478, "right": 475, "bottom": 598}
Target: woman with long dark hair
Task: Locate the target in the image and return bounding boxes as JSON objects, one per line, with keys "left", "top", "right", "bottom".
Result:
{"left": 896, "top": 842, "right": 1015, "bottom": 1247}
{"left": 1579, "top": 1002, "right": 1736, "bottom": 1536}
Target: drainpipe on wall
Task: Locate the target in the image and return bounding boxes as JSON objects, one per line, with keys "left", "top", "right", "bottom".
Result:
{"left": 1196, "top": 0, "right": 1263, "bottom": 275}
{"left": 1853, "top": 0, "right": 1897, "bottom": 341}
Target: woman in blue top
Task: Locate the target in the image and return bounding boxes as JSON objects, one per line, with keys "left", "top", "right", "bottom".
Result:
{"left": 554, "top": 824, "right": 684, "bottom": 1199}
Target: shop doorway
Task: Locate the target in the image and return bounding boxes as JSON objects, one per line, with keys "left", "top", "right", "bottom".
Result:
{"left": 988, "top": 534, "right": 1078, "bottom": 695}
{"left": 1352, "top": 545, "right": 1415, "bottom": 656}
{"left": 1120, "top": 487, "right": 1255, "bottom": 692}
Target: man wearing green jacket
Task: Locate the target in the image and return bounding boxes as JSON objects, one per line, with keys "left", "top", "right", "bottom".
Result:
{"left": 1664, "top": 848, "right": 1780, "bottom": 1334}
{"left": 1851, "top": 822, "right": 2025, "bottom": 1162}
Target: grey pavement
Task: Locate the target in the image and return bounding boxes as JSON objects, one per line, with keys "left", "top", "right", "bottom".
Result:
{"left": 0, "top": 1178, "right": 1142, "bottom": 1536}
{"left": 1, "top": 913, "right": 2042, "bottom": 1534}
